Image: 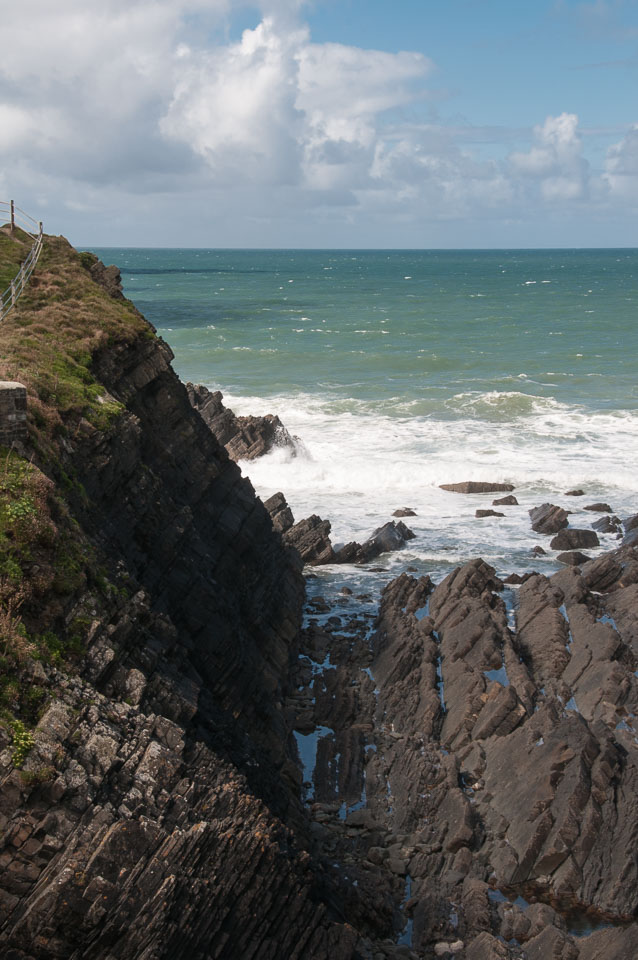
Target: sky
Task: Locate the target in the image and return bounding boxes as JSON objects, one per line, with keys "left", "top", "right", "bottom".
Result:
{"left": 1, "top": 0, "right": 637, "bottom": 248}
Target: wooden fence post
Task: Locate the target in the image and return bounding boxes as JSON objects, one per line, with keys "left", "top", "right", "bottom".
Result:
{"left": 10, "top": 200, "right": 15, "bottom": 235}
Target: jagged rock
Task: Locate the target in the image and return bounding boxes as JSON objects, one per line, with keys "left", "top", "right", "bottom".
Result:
{"left": 89, "top": 259, "right": 125, "bottom": 299}
{"left": 475, "top": 510, "right": 504, "bottom": 518}
{"left": 264, "top": 491, "right": 295, "bottom": 534}
{"left": 493, "top": 495, "right": 518, "bottom": 506}
{"left": 186, "top": 382, "right": 297, "bottom": 461}
{"left": 557, "top": 551, "right": 591, "bottom": 565}
{"left": 503, "top": 572, "right": 537, "bottom": 584}
{"left": 439, "top": 482, "right": 514, "bottom": 494}
{"left": 592, "top": 515, "right": 621, "bottom": 534}
{"left": 550, "top": 529, "right": 600, "bottom": 551}
{"left": 584, "top": 503, "right": 612, "bottom": 513}
{"left": 393, "top": 507, "right": 416, "bottom": 517}
{"left": 529, "top": 503, "right": 570, "bottom": 534}
{"left": 284, "top": 515, "right": 336, "bottom": 565}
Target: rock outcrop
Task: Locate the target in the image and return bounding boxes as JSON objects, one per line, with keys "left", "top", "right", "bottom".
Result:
{"left": 186, "top": 381, "right": 297, "bottom": 461}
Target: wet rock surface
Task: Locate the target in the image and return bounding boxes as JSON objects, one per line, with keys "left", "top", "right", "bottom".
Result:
{"left": 440, "top": 482, "right": 515, "bottom": 495}
{"left": 186, "top": 381, "right": 297, "bottom": 461}
{"left": 285, "top": 545, "right": 638, "bottom": 959}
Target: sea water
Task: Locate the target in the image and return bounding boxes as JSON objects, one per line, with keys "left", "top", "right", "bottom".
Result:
{"left": 91, "top": 247, "right": 638, "bottom": 590}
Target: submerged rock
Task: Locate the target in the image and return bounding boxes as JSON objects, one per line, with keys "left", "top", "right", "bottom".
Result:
{"left": 493, "top": 495, "right": 518, "bottom": 506}
{"left": 475, "top": 509, "right": 504, "bottom": 518}
{"left": 584, "top": 503, "right": 612, "bottom": 513}
{"left": 440, "top": 481, "right": 515, "bottom": 494}
{"left": 393, "top": 507, "right": 417, "bottom": 517}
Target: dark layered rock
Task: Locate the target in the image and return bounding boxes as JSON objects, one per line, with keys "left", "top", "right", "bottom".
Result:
{"left": 264, "top": 490, "right": 295, "bottom": 533}
{"left": 475, "top": 509, "right": 504, "bottom": 518}
{"left": 283, "top": 515, "right": 336, "bottom": 566}
{"left": 584, "top": 503, "right": 612, "bottom": 513}
{"left": 493, "top": 495, "right": 518, "bottom": 506}
{"left": 440, "top": 481, "right": 515, "bottom": 494}
{"left": 186, "top": 382, "right": 297, "bottom": 461}
{"left": 550, "top": 528, "right": 600, "bottom": 551}
{"left": 529, "top": 503, "right": 570, "bottom": 534}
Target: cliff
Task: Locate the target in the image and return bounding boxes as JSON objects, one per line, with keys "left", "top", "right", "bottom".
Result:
{"left": 0, "top": 235, "right": 360, "bottom": 959}
{"left": 2, "top": 232, "right": 638, "bottom": 960}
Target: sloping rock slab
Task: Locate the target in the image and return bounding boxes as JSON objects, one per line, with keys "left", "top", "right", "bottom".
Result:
{"left": 440, "top": 482, "right": 514, "bottom": 494}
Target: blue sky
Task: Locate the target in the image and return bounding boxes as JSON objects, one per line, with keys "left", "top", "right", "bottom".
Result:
{"left": 1, "top": 0, "right": 637, "bottom": 246}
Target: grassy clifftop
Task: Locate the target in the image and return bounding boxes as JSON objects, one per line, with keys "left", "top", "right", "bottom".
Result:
{"left": 0, "top": 233, "right": 152, "bottom": 749}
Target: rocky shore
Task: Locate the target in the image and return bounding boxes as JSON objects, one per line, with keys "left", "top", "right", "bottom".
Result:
{"left": 0, "top": 235, "right": 637, "bottom": 960}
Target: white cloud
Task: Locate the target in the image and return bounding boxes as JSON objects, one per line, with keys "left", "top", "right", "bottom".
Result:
{"left": 161, "top": 18, "right": 306, "bottom": 184}
{"left": 604, "top": 125, "right": 638, "bottom": 204}
{"left": 508, "top": 113, "right": 589, "bottom": 202}
{"left": 0, "top": 2, "right": 633, "bottom": 244}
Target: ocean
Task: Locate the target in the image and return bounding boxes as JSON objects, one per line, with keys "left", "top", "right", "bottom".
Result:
{"left": 91, "top": 247, "right": 638, "bottom": 597}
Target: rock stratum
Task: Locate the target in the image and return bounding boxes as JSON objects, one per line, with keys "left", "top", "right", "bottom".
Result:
{"left": 0, "top": 231, "right": 636, "bottom": 960}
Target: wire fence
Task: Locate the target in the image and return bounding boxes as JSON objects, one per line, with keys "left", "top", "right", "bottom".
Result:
{"left": 0, "top": 201, "right": 44, "bottom": 320}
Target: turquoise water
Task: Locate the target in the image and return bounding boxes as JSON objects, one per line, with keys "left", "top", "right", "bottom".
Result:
{"left": 91, "top": 247, "right": 638, "bottom": 583}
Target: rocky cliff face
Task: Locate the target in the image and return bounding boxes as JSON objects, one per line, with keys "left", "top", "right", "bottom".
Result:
{"left": 0, "top": 243, "right": 365, "bottom": 959}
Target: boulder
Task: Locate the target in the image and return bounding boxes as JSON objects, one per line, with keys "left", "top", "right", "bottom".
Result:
{"left": 557, "top": 551, "right": 591, "bottom": 566}
{"left": 475, "top": 510, "right": 504, "bottom": 518}
{"left": 584, "top": 503, "right": 612, "bottom": 513}
{"left": 565, "top": 489, "right": 585, "bottom": 496}
{"left": 550, "top": 529, "right": 600, "bottom": 551}
{"left": 493, "top": 495, "right": 518, "bottom": 506}
{"left": 532, "top": 545, "right": 547, "bottom": 556}
{"left": 529, "top": 503, "right": 569, "bottom": 534}
{"left": 393, "top": 507, "right": 417, "bottom": 517}
{"left": 187, "top": 383, "right": 297, "bottom": 461}
{"left": 440, "top": 481, "right": 515, "bottom": 494}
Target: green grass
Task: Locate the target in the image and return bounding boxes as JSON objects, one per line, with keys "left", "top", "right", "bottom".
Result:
{"left": 0, "top": 230, "right": 31, "bottom": 294}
